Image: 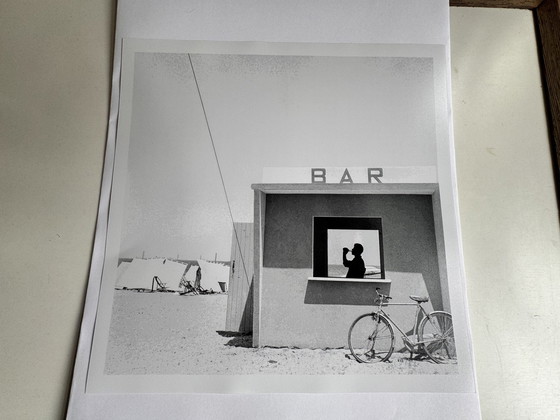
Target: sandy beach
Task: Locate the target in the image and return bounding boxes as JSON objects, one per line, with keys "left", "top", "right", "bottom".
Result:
{"left": 105, "top": 291, "right": 458, "bottom": 375}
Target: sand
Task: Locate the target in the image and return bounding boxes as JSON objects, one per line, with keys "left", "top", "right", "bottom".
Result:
{"left": 105, "top": 291, "right": 458, "bottom": 375}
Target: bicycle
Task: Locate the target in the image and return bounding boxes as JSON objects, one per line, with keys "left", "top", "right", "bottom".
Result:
{"left": 348, "top": 288, "right": 456, "bottom": 364}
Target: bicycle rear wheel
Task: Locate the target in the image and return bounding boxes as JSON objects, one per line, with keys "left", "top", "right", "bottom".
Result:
{"left": 348, "top": 313, "right": 394, "bottom": 363}
{"left": 418, "top": 311, "right": 456, "bottom": 364}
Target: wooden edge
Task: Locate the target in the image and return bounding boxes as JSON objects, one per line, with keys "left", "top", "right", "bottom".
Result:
{"left": 450, "top": 0, "right": 542, "bottom": 8}
{"left": 450, "top": 0, "right": 560, "bottom": 204}
{"left": 536, "top": 0, "right": 560, "bottom": 203}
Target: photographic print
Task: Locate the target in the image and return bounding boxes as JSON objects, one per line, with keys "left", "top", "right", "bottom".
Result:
{"left": 85, "top": 40, "right": 472, "bottom": 394}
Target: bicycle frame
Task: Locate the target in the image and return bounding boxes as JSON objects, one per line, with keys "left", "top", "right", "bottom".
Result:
{"left": 348, "top": 288, "right": 455, "bottom": 364}
{"left": 372, "top": 298, "right": 444, "bottom": 350}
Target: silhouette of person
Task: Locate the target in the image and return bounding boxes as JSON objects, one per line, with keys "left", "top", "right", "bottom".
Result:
{"left": 343, "top": 243, "right": 366, "bottom": 278}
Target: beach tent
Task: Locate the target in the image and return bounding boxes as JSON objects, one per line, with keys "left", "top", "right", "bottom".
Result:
{"left": 115, "top": 261, "right": 131, "bottom": 284}
{"left": 115, "top": 258, "right": 187, "bottom": 291}
{"left": 176, "top": 264, "right": 200, "bottom": 292}
{"left": 197, "top": 260, "right": 230, "bottom": 292}
{"left": 183, "top": 265, "right": 199, "bottom": 285}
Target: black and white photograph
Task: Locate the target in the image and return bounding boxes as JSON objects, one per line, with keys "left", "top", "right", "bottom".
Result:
{"left": 9, "top": 0, "right": 560, "bottom": 418}
{"left": 85, "top": 40, "right": 474, "bottom": 394}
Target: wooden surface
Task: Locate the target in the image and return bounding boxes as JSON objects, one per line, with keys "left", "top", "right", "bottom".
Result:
{"left": 225, "top": 223, "right": 254, "bottom": 333}
{"left": 537, "top": 0, "right": 560, "bottom": 189}
{"left": 451, "top": 0, "right": 542, "bottom": 8}
{"left": 452, "top": 0, "right": 560, "bottom": 197}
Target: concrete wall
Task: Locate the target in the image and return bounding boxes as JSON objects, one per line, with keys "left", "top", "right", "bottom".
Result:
{"left": 258, "top": 193, "right": 444, "bottom": 348}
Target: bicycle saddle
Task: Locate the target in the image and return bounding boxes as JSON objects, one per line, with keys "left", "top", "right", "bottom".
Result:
{"left": 409, "top": 295, "right": 429, "bottom": 303}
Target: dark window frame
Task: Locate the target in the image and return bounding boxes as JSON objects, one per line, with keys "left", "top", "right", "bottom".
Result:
{"left": 312, "top": 216, "right": 385, "bottom": 278}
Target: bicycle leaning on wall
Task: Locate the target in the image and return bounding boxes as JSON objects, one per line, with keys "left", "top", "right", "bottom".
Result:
{"left": 348, "top": 288, "right": 456, "bottom": 364}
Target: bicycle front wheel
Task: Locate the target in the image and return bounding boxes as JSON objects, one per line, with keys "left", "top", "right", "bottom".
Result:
{"left": 348, "top": 313, "right": 394, "bottom": 363}
{"left": 418, "top": 311, "right": 456, "bottom": 364}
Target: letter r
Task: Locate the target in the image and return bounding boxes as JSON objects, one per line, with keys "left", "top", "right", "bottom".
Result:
{"left": 368, "top": 168, "right": 383, "bottom": 183}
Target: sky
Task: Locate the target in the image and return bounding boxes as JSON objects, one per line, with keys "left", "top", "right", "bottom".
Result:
{"left": 118, "top": 49, "right": 436, "bottom": 260}
{"left": 327, "top": 229, "right": 381, "bottom": 268}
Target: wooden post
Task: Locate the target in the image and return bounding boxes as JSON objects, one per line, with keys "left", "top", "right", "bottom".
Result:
{"left": 537, "top": 0, "right": 560, "bottom": 198}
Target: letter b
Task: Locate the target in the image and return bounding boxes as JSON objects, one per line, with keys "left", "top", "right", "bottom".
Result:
{"left": 311, "top": 168, "right": 326, "bottom": 183}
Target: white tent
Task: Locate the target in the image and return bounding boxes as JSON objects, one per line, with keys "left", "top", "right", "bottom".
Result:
{"left": 197, "top": 260, "right": 230, "bottom": 292}
{"left": 183, "top": 265, "right": 199, "bottom": 284}
{"left": 115, "top": 261, "right": 131, "bottom": 284}
{"left": 115, "top": 258, "right": 187, "bottom": 291}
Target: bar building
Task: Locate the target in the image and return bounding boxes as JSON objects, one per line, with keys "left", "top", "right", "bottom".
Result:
{"left": 226, "top": 166, "right": 450, "bottom": 349}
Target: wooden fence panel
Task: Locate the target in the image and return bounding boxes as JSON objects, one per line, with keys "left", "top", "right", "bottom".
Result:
{"left": 225, "top": 223, "right": 254, "bottom": 332}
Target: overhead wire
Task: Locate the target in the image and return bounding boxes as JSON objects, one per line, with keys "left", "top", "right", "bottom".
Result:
{"left": 187, "top": 53, "right": 251, "bottom": 287}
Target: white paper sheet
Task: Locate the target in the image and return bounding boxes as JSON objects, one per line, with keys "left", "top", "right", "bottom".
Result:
{"left": 66, "top": 1, "right": 480, "bottom": 418}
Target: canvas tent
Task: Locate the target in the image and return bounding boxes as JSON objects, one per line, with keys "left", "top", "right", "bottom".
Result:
{"left": 115, "top": 258, "right": 187, "bottom": 291}
{"left": 185, "top": 265, "right": 198, "bottom": 286}
{"left": 115, "top": 261, "right": 131, "bottom": 282}
{"left": 197, "top": 260, "right": 230, "bottom": 292}
{"left": 178, "top": 264, "right": 200, "bottom": 292}
{"left": 183, "top": 265, "right": 199, "bottom": 285}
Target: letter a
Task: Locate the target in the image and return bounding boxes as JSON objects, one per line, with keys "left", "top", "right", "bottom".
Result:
{"left": 311, "top": 168, "right": 326, "bottom": 183}
{"left": 340, "top": 168, "right": 353, "bottom": 184}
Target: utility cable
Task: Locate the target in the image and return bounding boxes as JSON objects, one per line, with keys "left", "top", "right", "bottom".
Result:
{"left": 187, "top": 53, "right": 251, "bottom": 288}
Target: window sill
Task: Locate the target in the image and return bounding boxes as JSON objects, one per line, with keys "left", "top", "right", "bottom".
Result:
{"left": 307, "top": 277, "right": 391, "bottom": 283}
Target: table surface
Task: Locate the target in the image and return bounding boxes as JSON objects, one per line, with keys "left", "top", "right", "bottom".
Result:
{"left": 1, "top": 3, "right": 559, "bottom": 419}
